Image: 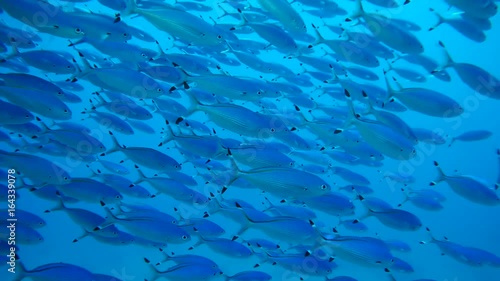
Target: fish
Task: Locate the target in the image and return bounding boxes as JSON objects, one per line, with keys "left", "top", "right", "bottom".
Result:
{"left": 322, "top": 234, "right": 395, "bottom": 266}
{"left": 437, "top": 41, "right": 500, "bottom": 99}
{"left": 384, "top": 75, "right": 464, "bottom": 118}
{"left": 0, "top": 86, "right": 72, "bottom": 120}
{"left": 343, "top": 90, "right": 417, "bottom": 160}
{"left": 348, "top": 0, "right": 424, "bottom": 54}
{"left": 257, "top": 0, "right": 306, "bottom": 34}
{"left": 449, "top": 130, "right": 493, "bottom": 146}
{"left": 190, "top": 236, "right": 252, "bottom": 258}
{"left": 445, "top": 0, "right": 498, "bottom": 19}
{"left": 0, "top": 149, "right": 71, "bottom": 185}
{"left": 311, "top": 25, "right": 379, "bottom": 68}
{"left": 0, "top": 100, "right": 34, "bottom": 125}
{"left": 431, "top": 161, "right": 499, "bottom": 205}
{"left": 145, "top": 261, "right": 222, "bottom": 281}
{"left": 429, "top": 9, "right": 486, "bottom": 42}
{"left": 12, "top": 262, "right": 95, "bottom": 281}
{"left": 125, "top": 0, "right": 226, "bottom": 48}
{"left": 105, "top": 131, "right": 181, "bottom": 173}
{"left": 422, "top": 228, "right": 500, "bottom": 267}
{"left": 97, "top": 207, "right": 191, "bottom": 245}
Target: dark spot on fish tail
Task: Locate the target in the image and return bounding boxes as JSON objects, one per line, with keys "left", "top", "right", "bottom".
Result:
{"left": 333, "top": 129, "right": 343, "bottom": 134}
{"left": 253, "top": 263, "right": 260, "bottom": 268}
{"left": 144, "top": 258, "right": 150, "bottom": 264}
{"left": 384, "top": 268, "right": 390, "bottom": 272}
{"left": 304, "top": 250, "right": 311, "bottom": 257}
{"left": 44, "top": 210, "right": 50, "bottom": 213}
{"left": 175, "top": 117, "right": 184, "bottom": 124}
{"left": 231, "top": 236, "right": 238, "bottom": 241}
{"left": 72, "top": 239, "right": 78, "bottom": 243}
{"left": 188, "top": 247, "right": 194, "bottom": 250}
{"left": 332, "top": 227, "right": 338, "bottom": 233}
{"left": 221, "top": 186, "right": 228, "bottom": 194}
{"left": 169, "top": 86, "right": 176, "bottom": 92}
{"left": 344, "top": 89, "right": 352, "bottom": 99}
{"left": 183, "top": 82, "right": 190, "bottom": 89}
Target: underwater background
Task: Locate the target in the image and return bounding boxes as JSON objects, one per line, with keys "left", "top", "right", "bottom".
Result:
{"left": 0, "top": 0, "right": 500, "bottom": 280}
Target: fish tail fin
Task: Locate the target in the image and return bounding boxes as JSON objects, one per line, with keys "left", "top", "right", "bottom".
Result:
{"left": 383, "top": 60, "right": 394, "bottom": 74}
{"left": 397, "top": 187, "right": 411, "bottom": 207}
{"left": 92, "top": 92, "right": 107, "bottom": 108}
{"left": 153, "top": 40, "right": 167, "bottom": 59}
{"left": 96, "top": 206, "right": 119, "bottom": 231}
{"left": 123, "top": 0, "right": 138, "bottom": 16}
{"left": 391, "top": 52, "right": 402, "bottom": 64}
{"left": 235, "top": 8, "right": 249, "bottom": 27}
{"left": 428, "top": 8, "right": 444, "bottom": 31}
{"left": 382, "top": 73, "right": 397, "bottom": 106}
{"left": 158, "top": 120, "right": 175, "bottom": 146}
{"left": 143, "top": 257, "right": 163, "bottom": 277}
{"left": 216, "top": 3, "right": 231, "bottom": 20}
{"left": 430, "top": 161, "right": 446, "bottom": 186}
{"left": 67, "top": 37, "right": 86, "bottom": 47}
{"left": 437, "top": 41, "right": 454, "bottom": 69}
{"left": 346, "top": 0, "right": 364, "bottom": 21}
{"left": 310, "top": 24, "right": 326, "bottom": 47}
{"left": 341, "top": 89, "right": 358, "bottom": 128}
{"left": 184, "top": 90, "right": 202, "bottom": 116}
{"left": 262, "top": 196, "right": 276, "bottom": 213}
{"left": 361, "top": 90, "right": 375, "bottom": 112}
{"left": 420, "top": 227, "right": 437, "bottom": 244}
{"left": 5, "top": 43, "right": 20, "bottom": 60}
{"left": 49, "top": 193, "right": 67, "bottom": 212}
{"left": 133, "top": 165, "right": 148, "bottom": 184}
{"left": 72, "top": 48, "right": 93, "bottom": 80}
{"left": 72, "top": 229, "right": 91, "bottom": 243}
{"left": 104, "top": 131, "right": 122, "bottom": 155}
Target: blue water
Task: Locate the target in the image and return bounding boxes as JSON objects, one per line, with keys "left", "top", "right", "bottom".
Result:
{"left": 0, "top": 0, "right": 500, "bottom": 281}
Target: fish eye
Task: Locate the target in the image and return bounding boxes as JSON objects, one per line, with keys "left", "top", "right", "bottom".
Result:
{"left": 182, "top": 235, "right": 188, "bottom": 240}
{"left": 116, "top": 195, "right": 121, "bottom": 199}
{"left": 64, "top": 109, "right": 68, "bottom": 113}
{"left": 270, "top": 128, "right": 275, "bottom": 132}
{"left": 66, "top": 65, "right": 72, "bottom": 69}
{"left": 123, "top": 33, "right": 128, "bottom": 37}
{"left": 217, "top": 35, "right": 222, "bottom": 39}
{"left": 321, "top": 184, "right": 327, "bottom": 189}
{"left": 157, "top": 88, "right": 163, "bottom": 92}
{"left": 172, "top": 220, "right": 177, "bottom": 224}
{"left": 75, "top": 28, "right": 82, "bottom": 34}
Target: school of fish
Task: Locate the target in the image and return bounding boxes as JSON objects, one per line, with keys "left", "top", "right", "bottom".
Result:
{"left": 0, "top": 0, "right": 499, "bottom": 280}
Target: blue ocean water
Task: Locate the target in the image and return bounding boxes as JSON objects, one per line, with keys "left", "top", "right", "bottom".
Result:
{"left": 0, "top": 0, "right": 499, "bottom": 281}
